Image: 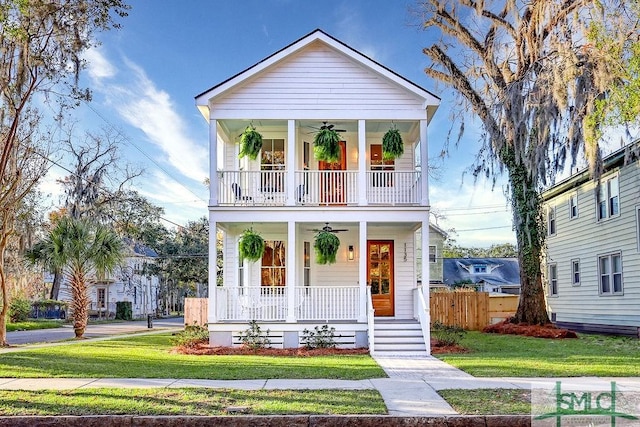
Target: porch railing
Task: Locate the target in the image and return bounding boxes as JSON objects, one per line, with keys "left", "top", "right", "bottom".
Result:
{"left": 215, "top": 285, "right": 361, "bottom": 322}
{"left": 217, "top": 170, "right": 421, "bottom": 206}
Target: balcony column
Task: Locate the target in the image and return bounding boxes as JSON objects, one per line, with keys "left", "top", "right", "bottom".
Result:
{"left": 286, "top": 120, "right": 296, "bottom": 206}
{"left": 207, "top": 217, "right": 218, "bottom": 323}
{"left": 420, "top": 119, "right": 429, "bottom": 206}
{"left": 357, "top": 119, "right": 368, "bottom": 206}
{"left": 209, "top": 118, "right": 218, "bottom": 206}
{"left": 358, "top": 221, "right": 367, "bottom": 322}
{"left": 286, "top": 220, "right": 297, "bottom": 322}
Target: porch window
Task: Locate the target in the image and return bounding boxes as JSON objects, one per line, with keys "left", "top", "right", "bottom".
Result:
{"left": 261, "top": 240, "right": 286, "bottom": 287}
{"left": 261, "top": 139, "right": 285, "bottom": 192}
{"left": 303, "top": 241, "right": 310, "bottom": 287}
{"left": 370, "top": 144, "right": 394, "bottom": 187}
{"left": 238, "top": 249, "right": 244, "bottom": 287}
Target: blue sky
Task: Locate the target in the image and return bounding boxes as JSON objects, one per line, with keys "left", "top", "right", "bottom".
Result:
{"left": 42, "top": 0, "right": 516, "bottom": 247}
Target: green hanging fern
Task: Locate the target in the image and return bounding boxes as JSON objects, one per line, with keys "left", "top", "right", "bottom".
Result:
{"left": 238, "top": 125, "right": 263, "bottom": 160}
{"left": 382, "top": 126, "right": 404, "bottom": 160}
{"left": 313, "top": 128, "right": 341, "bottom": 163}
{"left": 314, "top": 231, "right": 340, "bottom": 265}
{"left": 239, "top": 228, "right": 265, "bottom": 262}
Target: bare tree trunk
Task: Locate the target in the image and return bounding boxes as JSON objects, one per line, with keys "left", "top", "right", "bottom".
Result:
{"left": 506, "top": 154, "right": 550, "bottom": 325}
{"left": 0, "top": 241, "right": 8, "bottom": 347}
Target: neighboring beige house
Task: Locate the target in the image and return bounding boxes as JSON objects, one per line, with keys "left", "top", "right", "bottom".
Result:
{"left": 196, "top": 29, "right": 440, "bottom": 354}
{"left": 542, "top": 141, "right": 640, "bottom": 336}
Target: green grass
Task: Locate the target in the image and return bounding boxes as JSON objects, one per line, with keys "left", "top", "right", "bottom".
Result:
{"left": 438, "top": 389, "right": 530, "bottom": 415}
{"left": 436, "top": 331, "right": 640, "bottom": 377}
{"left": 0, "top": 388, "right": 386, "bottom": 415}
{"left": 0, "top": 333, "right": 385, "bottom": 380}
{"left": 7, "top": 320, "right": 65, "bottom": 332}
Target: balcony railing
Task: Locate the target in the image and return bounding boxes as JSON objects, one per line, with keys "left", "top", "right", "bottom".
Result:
{"left": 215, "top": 285, "right": 361, "bottom": 322}
{"left": 217, "top": 170, "right": 421, "bottom": 206}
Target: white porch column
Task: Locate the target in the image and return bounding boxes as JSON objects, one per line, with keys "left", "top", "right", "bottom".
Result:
{"left": 421, "top": 218, "right": 430, "bottom": 309}
{"left": 358, "top": 221, "right": 367, "bottom": 322}
{"left": 357, "top": 119, "right": 368, "bottom": 206}
{"left": 209, "top": 118, "right": 218, "bottom": 206}
{"left": 420, "top": 119, "right": 429, "bottom": 206}
{"left": 208, "top": 217, "right": 218, "bottom": 323}
{"left": 286, "top": 220, "right": 296, "bottom": 322}
{"left": 286, "top": 119, "right": 296, "bottom": 206}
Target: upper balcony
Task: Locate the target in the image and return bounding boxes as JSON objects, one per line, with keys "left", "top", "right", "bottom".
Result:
{"left": 208, "top": 119, "right": 429, "bottom": 209}
{"left": 218, "top": 169, "right": 422, "bottom": 207}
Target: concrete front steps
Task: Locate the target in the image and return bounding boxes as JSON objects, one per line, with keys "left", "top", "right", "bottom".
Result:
{"left": 372, "top": 319, "right": 428, "bottom": 356}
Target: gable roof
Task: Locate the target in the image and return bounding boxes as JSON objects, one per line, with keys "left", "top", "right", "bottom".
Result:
{"left": 123, "top": 238, "right": 158, "bottom": 258}
{"left": 196, "top": 29, "right": 440, "bottom": 118}
{"left": 443, "top": 258, "right": 520, "bottom": 286}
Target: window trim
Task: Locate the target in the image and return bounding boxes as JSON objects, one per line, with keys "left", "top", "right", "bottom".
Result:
{"left": 597, "top": 174, "right": 620, "bottom": 221}
{"left": 569, "top": 192, "right": 578, "bottom": 220}
{"left": 547, "top": 205, "right": 556, "bottom": 236}
{"left": 548, "top": 263, "right": 558, "bottom": 297}
{"left": 598, "top": 251, "right": 623, "bottom": 296}
{"left": 571, "top": 259, "right": 580, "bottom": 286}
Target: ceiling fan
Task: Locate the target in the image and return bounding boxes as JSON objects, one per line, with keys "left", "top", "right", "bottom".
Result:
{"left": 307, "top": 223, "right": 349, "bottom": 233}
{"left": 307, "top": 121, "right": 347, "bottom": 133}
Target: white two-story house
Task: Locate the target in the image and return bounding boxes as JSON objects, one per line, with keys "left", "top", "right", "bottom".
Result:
{"left": 542, "top": 141, "right": 640, "bottom": 336}
{"left": 196, "top": 30, "right": 440, "bottom": 354}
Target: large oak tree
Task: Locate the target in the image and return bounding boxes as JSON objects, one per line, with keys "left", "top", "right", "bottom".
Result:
{"left": 418, "top": 0, "right": 640, "bottom": 323}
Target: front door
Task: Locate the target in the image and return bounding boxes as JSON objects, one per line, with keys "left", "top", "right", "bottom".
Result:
{"left": 367, "top": 240, "right": 394, "bottom": 316}
{"left": 319, "top": 141, "right": 346, "bottom": 204}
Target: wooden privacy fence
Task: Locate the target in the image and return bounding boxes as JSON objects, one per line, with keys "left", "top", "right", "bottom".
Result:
{"left": 430, "top": 291, "right": 519, "bottom": 330}
{"left": 184, "top": 298, "right": 208, "bottom": 326}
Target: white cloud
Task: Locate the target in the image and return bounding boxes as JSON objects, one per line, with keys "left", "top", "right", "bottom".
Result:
{"left": 84, "top": 47, "right": 116, "bottom": 81}
{"left": 86, "top": 51, "right": 208, "bottom": 184}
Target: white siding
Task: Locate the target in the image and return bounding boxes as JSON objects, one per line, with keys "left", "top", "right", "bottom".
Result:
{"left": 544, "top": 161, "right": 640, "bottom": 327}
{"left": 214, "top": 41, "right": 425, "bottom": 113}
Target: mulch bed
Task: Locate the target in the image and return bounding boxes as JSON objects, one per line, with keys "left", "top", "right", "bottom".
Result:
{"left": 483, "top": 319, "right": 578, "bottom": 338}
{"left": 175, "top": 343, "right": 370, "bottom": 356}
{"left": 430, "top": 339, "right": 469, "bottom": 354}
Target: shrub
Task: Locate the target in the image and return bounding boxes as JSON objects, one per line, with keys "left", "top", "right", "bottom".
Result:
{"left": 9, "top": 298, "right": 31, "bottom": 323}
{"left": 431, "top": 320, "right": 466, "bottom": 346}
{"left": 171, "top": 323, "right": 209, "bottom": 348}
{"left": 301, "top": 325, "right": 338, "bottom": 349}
{"left": 115, "top": 301, "right": 133, "bottom": 320}
{"left": 238, "top": 320, "right": 271, "bottom": 350}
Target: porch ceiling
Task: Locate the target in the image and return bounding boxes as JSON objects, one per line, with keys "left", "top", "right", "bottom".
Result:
{"left": 217, "top": 221, "right": 421, "bottom": 235}
{"left": 217, "top": 119, "right": 419, "bottom": 140}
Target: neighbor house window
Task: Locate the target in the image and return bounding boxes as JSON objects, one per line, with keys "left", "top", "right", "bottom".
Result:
{"left": 548, "top": 263, "right": 558, "bottom": 296}
{"left": 97, "top": 288, "right": 106, "bottom": 309}
{"left": 569, "top": 193, "right": 578, "bottom": 219}
{"left": 370, "top": 144, "right": 394, "bottom": 187}
{"left": 473, "top": 264, "right": 487, "bottom": 274}
{"left": 571, "top": 259, "right": 580, "bottom": 286}
{"left": 598, "top": 175, "right": 619, "bottom": 220}
{"left": 429, "top": 245, "right": 437, "bottom": 263}
{"left": 547, "top": 206, "right": 556, "bottom": 236}
{"left": 261, "top": 138, "right": 285, "bottom": 192}
{"left": 599, "top": 252, "right": 623, "bottom": 295}
{"left": 261, "top": 240, "right": 286, "bottom": 287}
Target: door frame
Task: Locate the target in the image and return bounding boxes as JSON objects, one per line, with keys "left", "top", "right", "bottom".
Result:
{"left": 367, "top": 239, "right": 394, "bottom": 316}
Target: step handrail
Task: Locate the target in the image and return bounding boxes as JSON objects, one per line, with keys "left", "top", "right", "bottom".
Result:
{"left": 413, "top": 285, "right": 430, "bottom": 355}
{"left": 366, "top": 285, "right": 375, "bottom": 355}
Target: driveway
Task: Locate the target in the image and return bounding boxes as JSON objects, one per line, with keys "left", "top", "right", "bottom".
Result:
{"left": 6, "top": 317, "right": 184, "bottom": 345}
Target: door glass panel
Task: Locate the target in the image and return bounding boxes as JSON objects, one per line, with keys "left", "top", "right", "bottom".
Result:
{"left": 370, "top": 244, "right": 379, "bottom": 260}
{"left": 371, "top": 280, "right": 380, "bottom": 294}
{"left": 381, "top": 245, "right": 390, "bottom": 260}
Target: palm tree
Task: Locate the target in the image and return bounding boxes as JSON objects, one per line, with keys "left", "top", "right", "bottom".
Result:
{"left": 27, "top": 217, "right": 124, "bottom": 338}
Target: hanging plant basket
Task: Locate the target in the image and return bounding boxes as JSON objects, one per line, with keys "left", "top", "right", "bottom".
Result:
{"left": 239, "top": 228, "right": 265, "bottom": 262}
{"left": 314, "top": 231, "right": 340, "bottom": 265}
{"left": 382, "top": 126, "right": 404, "bottom": 160}
{"left": 238, "top": 125, "right": 263, "bottom": 160}
{"left": 313, "top": 128, "right": 341, "bottom": 163}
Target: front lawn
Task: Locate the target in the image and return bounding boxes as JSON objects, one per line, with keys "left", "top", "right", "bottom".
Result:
{"left": 0, "top": 333, "right": 385, "bottom": 380}
{"left": 437, "top": 331, "right": 640, "bottom": 377}
{"left": 439, "top": 389, "right": 530, "bottom": 415}
{"left": 0, "top": 388, "right": 386, "bottom": 415}
{"left": 7, "top": 320, "right": 65, "bottom": 332}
